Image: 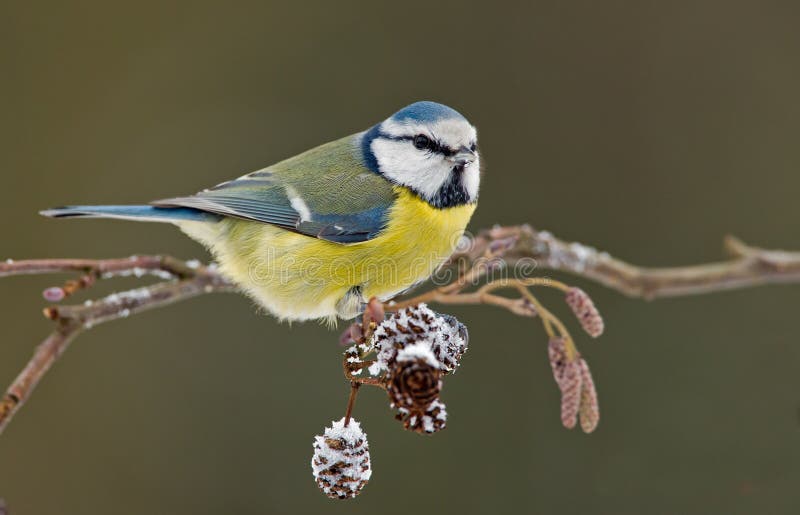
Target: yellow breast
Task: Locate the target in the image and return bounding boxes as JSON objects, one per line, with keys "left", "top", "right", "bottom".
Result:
{"left": 179, "top": 187, "right": 476, "bottom": 322}
{"left": 359, "top": 187, "right": 477, "bottom": 299}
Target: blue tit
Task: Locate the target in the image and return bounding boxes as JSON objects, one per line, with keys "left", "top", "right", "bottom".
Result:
{"left": 42, "top": 101, "right": 481, "bottom": 323}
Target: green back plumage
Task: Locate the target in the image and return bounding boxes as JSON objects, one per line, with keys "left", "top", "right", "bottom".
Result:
{"left": 153, "top": 135, "right": 396, "bottom": 243}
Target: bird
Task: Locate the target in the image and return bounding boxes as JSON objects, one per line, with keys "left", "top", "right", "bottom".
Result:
{"left": 42, "top": 101, "right": 481, "bottom": 323}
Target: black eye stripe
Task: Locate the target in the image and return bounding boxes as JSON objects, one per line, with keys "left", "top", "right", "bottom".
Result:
{"left": 378, "top": 131, "right": 457, "bottom": 157}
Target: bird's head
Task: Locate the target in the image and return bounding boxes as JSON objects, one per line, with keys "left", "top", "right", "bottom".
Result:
{"left": 361, "top": 101, "right": 480, "bottom": 209}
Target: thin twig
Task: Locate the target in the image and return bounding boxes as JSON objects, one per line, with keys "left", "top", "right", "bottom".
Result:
{"left": 343, "top": 382, "right": 360, "bottom": 427}
{"left": 0, "top": 255, "right": 202, "bottom": 280}
{"left": 0, "top": 258, "right": 234, "bottom": 435}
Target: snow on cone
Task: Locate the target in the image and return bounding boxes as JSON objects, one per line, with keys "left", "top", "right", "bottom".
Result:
{"left": 311, "top": 418, "right": 372, "bottom": 499}
{"left": 369, "top": 304, "right": 468, "bottom": 376}
{"left": 398, "top": 398, "right": 447, "bottom": 434}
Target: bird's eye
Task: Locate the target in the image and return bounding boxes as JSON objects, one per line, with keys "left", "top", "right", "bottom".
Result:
{"left": 469, "top": 142, "right": 477, "bottom": 152}
{"left": 413, "top": 134, "right": 430, "bottom": 150}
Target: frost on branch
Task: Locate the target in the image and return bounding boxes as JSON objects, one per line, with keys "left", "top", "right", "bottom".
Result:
{"left": 311, "top": 418, "right": 372, "bottom": 500}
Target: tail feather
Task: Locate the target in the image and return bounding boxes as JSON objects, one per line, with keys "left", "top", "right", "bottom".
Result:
{"left": 40, "top": 205, "right": 218, "bottom": 223}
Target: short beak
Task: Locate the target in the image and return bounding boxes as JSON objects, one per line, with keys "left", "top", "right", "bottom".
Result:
{"left": 450, "top": 146, "right": 477, "bottom": 168}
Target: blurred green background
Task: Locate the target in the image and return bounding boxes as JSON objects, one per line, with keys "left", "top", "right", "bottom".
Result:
{"left": 2, "top": 1, "right": 799, "bottom": 513}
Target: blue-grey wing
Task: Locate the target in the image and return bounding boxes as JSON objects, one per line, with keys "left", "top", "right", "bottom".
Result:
{"left": 152, "top": 135, "right": 396, "bottom": 244}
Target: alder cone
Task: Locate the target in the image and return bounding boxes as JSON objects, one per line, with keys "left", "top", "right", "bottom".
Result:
{"left": 369, "top": 304, "right": 468, "bottom": 376}
{"left": 387, "top": 357, "right": 442, "bottom": 411}
{"left": 311, "top": 418, "right": 372, "bottom": 499}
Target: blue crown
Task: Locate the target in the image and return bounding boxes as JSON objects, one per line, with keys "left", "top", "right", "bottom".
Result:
{"left": 389, "top": 101, "right": 467, "bottom": 123}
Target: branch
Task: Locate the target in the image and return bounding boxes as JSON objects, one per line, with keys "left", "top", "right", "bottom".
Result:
{"left": 0, "top": 257, "right": 234, "bottom": 435}
{"left": 2, "top": 224, "right": 799, "bottom": 437}
{"left": 449, "top": 225, "right": 800, "bottom": 300}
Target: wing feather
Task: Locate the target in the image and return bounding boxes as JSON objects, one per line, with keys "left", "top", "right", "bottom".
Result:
{"left": 152, "top": 134, "right": 395, "bottom": 244}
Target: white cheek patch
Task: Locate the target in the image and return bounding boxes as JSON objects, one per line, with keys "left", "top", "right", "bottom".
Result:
{"left": 462, "top": 156, "right": 481, "bottom": 200}
{"left": 371, "top": 138, "right": 453, "bottom": 199}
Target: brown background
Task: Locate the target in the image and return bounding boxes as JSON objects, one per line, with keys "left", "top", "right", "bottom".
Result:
{"left": 2, "top": 1, "right": 799, "bottom": 514}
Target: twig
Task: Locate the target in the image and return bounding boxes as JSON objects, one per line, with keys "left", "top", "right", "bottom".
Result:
{"left": 343, "top": 382, "right": 360, "bottom": 427}
{"left": 0, "top": 258, "right": 234, "bottom": 435}
{"left": 0, "top": 255, "right": 202, "bottom": 280}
